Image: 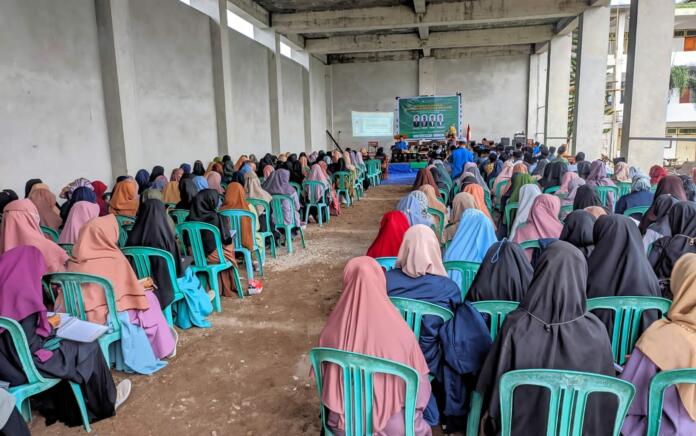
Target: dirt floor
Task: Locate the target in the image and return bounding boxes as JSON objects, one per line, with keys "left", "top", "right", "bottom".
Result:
{"left": 32, "top": 184, "right": 411, "bottom": 436}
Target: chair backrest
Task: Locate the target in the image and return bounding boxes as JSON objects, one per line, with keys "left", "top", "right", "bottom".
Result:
{"left": 0, "top": 316, "right": 52, "bottom": 385}
{"left": 121, "top": 246, "right": 179, "bottom": 292}
{"left": 647, "top": 368, "right": 696, "bottom": 436}
{"left": 270, "top": 194, "right": 299, "bottom": 227}
{"left": 595, "top": 186, "right": 619, "bottom": 209}
{"left": 560, "top": 204, "right": 573, "bottom": 218}
{"left": 617, "top": 182, "right": 632, "bottom": 198}
{"left": 219, "top": 209, "right": 259, "bottom": 251}
{"left": 115, "top": 214, "right": 136, "bottom": 227}
{"left": 247, "top": 198, "right": 272, "bottom": 230}
{"left": 58, "top": 243, "right": 74, "bottom": 256}
{"left": 587, "top": 296, "right": 671, "bottom": 366}
{"left": 543, "top": 185, "right": 561, "bottom": 195}
{"left": 309, "top": 347, "right": 420, "bottom": 436}
{"left": 472, "top": 300, "right": 520, "bottom": 341}
{"left": 175, "top": 221, "right": 225, "bottom": 268}
{"left": 495, "top": 180, "right": 510, "bottom": 207}
{"left": 42, "top": 272, "right": 121, "bottom": 335}
{"left": 390, "top": 297, "right": 453, "bottom": 340}
{"left": 302, "top": 180, "right": 328, "bottom": 205}
{"left": 375, "top": 256, "right": 397, "bottom": 271}
{"left": 623, "top": 206, "right": 649, "bottom": 218}
{"left": 332, "top": 171, "right": 352, "bottom": 190}
{"left": 443, "top": 260, "right": 480, "bottom": 301}
{"left": 499, "top": 369, "right": 635, "bottom": 436}
{"left": 427, "top": 207, "right": 445, "bottom": 241}
{"left": 504, "top": 201, "right": 519, "bottom": 227}
{"left": 438, "top": 188, "right": 449, "bottom": 205}
{"left": 519, "top": 239, "right": 541, "bottom": 251}
{"left": 289, "top": 182, "right": 302, "bottom": 198}
{"left": 40, "top": 226, "right": 59, "bottom": 242}
{"left": 169, "top": 209, "right": 190, "bottom": 225}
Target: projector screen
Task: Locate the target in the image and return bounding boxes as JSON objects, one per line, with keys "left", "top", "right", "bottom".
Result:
{"left": 351, "top": 111, "right": 394, "bottom": 137}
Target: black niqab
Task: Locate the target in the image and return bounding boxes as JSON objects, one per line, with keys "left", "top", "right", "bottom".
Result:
{"left": 185, "top": 189, "right": 232, "bottom": 256}
{"left": 639, "top": 193, "right": 680, "bottom": 235}
{"left": 540, "top": 161, "right": 567, "bottom": 189}
{"left": 559, "top": 210, "right": 596, "bottom": 258}
{"left": 24, "top": 179, "right": 42, "bottom": 198}
{"left": 192, "top": 160, "right": 205, "bottom": 177}
{"left": 467, "top": 240, "right": 533, "bottom": 302}
{"left": 176, "top": 178, "right": 198, "bottom": 210}
{"left": 475, "top": 241, "right": 616, "bottom": 435}
{"left": 572, "top": 185, "right": 603, "bottom": 210}
{"left": 576, "top": 160, "right": 591, "bottom": 179}
{"left": 649, "top": 202, "right": 696, "bottom": 294}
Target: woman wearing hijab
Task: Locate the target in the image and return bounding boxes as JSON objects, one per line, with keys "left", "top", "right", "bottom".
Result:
{"left": 540, "top": 160, "right": 567, "bottom": 189}
{"left": 317, "top": 161, "right": 342, "bottom": 216}
{"left": 185, "top": 190, "right": 239, "bottom": 297}
{"left": 418, "top": 185, "right": 447, "bottom": 234}
{"left": 560, "top": 176, "right": 586, "bottom": 209}
{"left": 316, "top": 257, "right": 432, "bottom": 436}
{"left": 587, "top": 215, "right": 662, "bottom": 335}
{"left": 462, "top": 183, "right": 494, "bottom": 223}
{"left": 91, "top": 180, "right": 109, "bottom": 216}
{"left": 0, "top": 246, "right": 126, "bottom": 427}
{"left": 444, "top": 209, "right": 497, "bottom": 288}
{"left": 474, "top": 242, "right": 616, "bottom": 435}
{"left": 192, "top": 160, "right": 205, "bottom": 177}
{"left": 575, "top": 153, "right": 592, "bottom": 179}
{"left": 413, "top": 168, "right": 440, "bottom": 193}
{"left": 135, "top": 169, "right": 150, "bottom": 195}
{"left": 572, "top": 185, "right": 603, "bottom": 211}
{"left": 649, "top": 165, "right": 668, "bottom": 185}
{"left": 467, "top": 240, "right": 533, "bottom": 302}
{"left": 492, "top": 160, "right": 514, "bottom": 199}
{"left": 220, "top": 182, "right": 261, "bottom": 258}
{"left": 109, "top": 179, "right": 139, "bottom": 217}
{"left": 679, "top": 174, "right": 696, "bottom": 201}
{"left": 149, "top": 166, "right": 165, "bottom": 183}
{"left": 508, "top": 184, "right": 542, "bottom": 240}
{"left": 24, "top": 178, "right": 43, "bottom": 198}
{"left": 366, "top": 211, "right": 410, "bottom": 258}
{"left": 61, "top": 186, "right": 98, "bottom": 222}
{"left": 27, "top": 183, "right": 62, "bottom": 231}
{"left": 0, "top": 199, "right": 68, "bottom": 273}
{"left": 304, "top": 164, "right": 335, "bottom": 223}
{"left": 0, "top": 190, "right": 18, "bottom": 213}
{"left": 243, "top": 171, "right": 274, "bottom": 233}
{"left": 621, "top": 253, "right": 696, "bottom": 435}
{"left": 176, "top": 178, "right": 198, "bottom": 211}
{"left": 556, "top": 171, "right": 579, "bottom": 195}
{"left": 59, "top": 201, "right": 100, "bottom": 245}
{"left": 639, "top": 175, "right": 687, "bottom": 235}
{"left": 192, "top": 175, "right": 209, "bottom": 193}
{"left": 585, "top": 160, "right": 617, "bottom": 210}
{"left": 263, "top": 169, "right": 302, "bottom": 229}
{"left": 445, "top": 192, "right": 476, "bottom": 242}
{"left": 205, "top": 171, "right": 224, "bottom": 195}
{"left": 613, "top": 162, "right": 630, "bottom": 183}
{"left": 464, "top": 162, "right": 490, "bottom": 194}
{"left": 559, "top": 210, "right": 597, "bottom": 259}
{"left": 511, "top": 194, "right": 563, "bottom": 248}
{"left": 396, "top": 192, "right": 432, "bottom": 227}
{"left": 615, "top": 175, "right": 654, "bottom": 217}
{"left": 162, "top": 169, "right": 183, "bottom": 204}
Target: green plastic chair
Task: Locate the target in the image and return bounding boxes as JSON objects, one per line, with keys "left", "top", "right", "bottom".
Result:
{"left": 289, "top": 182, "right": 302, "bottom": 200}
{"left": 595, "top": 186, "right": 620, "bottom": 211}
{"left": 176, "top": 221, "right": 243, "bottom": 310}
{"left": 617, "top": 182, "right": 632, "bottom": 198}
{"left": 270, "top": 195, "right": 306, "bottom": 254}
{"left": 169, "top": 209, "right": 190, "bottom": 225}
{"left": 428, "top": 207, "right": 445, "bottom": 242}
{"left": 504, "top": 201, "right": 519, "bottom": 233}
{"left": 375, "top": 256, "right": 397, "bottom": 271}
{"left": 443, "top": 261, "right": 480, "bottom": 302}
{"left": 488, "top": 178, "right": 495, "bottom": 191}
{"left": 495, "top": 179, "right": 509, "bottom": 211}
{"left": 484, "top": 190, "right": 493, "bottom": 215}
{"left": 165, "top": 202, "right": 177, "bottom": 210}
{"left": 114, "top": 215, "right": 136, "bottom": 247}
{"left": 302, "top": 181, "right": 331, "bottom": 227}
{"left": 353, "top": 168, "right": 364, "bottom": 201}
{"left": 390, "top": 297, "right": 453, "bottom": 340}
{"left": 646, "top": 368, "right": 696, "bottom": 436}
{"left": 42, "top": 272, "right": 121, "bottom": 367}
{"left": 543, "top": 185, "right": 561, "bottom": 195}
{"left": 40, "top": 225, "right": 59, "bottom": 242}
{"left": 247, "top": 198, "right": 277, "bottom": 259}
{"left": 587, "top": 296, "right": 671, "bottom": 366}
{"left": 309, "top": 347, "right": 420, "bottom": 436}
{"left": 623, "top": 206, "right": 650, "bottom": 218}
{"left": 332, "top": 171, "right": 352, "bottom": 207}
{"left": 519, "top": 239, "right": 541, "bottom": 251}
{"left": 650, "top": 184, "right": 657, "bottom": 193}
{"left": 472, "top": 301, "right": 520, "bottom": 341}
{"left": 219, "top": 209, "right": 264, "bottom": 280}
{"left": 498, "top": 369, "right": 635, "bottom": 436}
{"left": 0, "top": 316, "right": 92, "bottom": 432}
{"left": 560, "top": 204, "right": 573, "bottom": 218}
{"left": 58, "top": 243, "right": 73, "bottom": 256}
{"left": 121, "top": 246, "right": 185, "bottom": 327}
{"left": 438, "top": 188, "right": 450, "bottom": 205}
{"left": 366, "top": 160, "right": 381, "bottom": 186}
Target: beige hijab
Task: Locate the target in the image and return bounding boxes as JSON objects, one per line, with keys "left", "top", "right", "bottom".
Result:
{"left": 445, "top": 192, "right": 477, "bottom": 242}
{"left": 396, "top": 224, "right": 447, "bottom": 278}
{"left": 637, "top": 253, "right": 696, "bottom": 419}
{"left": 244, "top": 171, "right": 272, "bottom": 214}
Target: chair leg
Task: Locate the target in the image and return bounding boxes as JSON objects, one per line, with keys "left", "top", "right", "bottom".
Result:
{"left": 298, "top": 227, "right": 306, "bottom": 249}
{"left": 304, "top": 205, "right": 310, "bottom": 226}
{"left": 255, "top": 248, "right": 264, "bottom": 276}
{"left": 268, "top": 235, "right": 277, "bottom": 258}
{"left": 317, "top": 205, "right": 323, "bottom": 227}
{"left": 163, "top": 305, "right": 174, "bottom": 328}
{"left": 68, "top": 381, "right": 92, "bottom": 433}
{"left": 285, "top": 227, "right": 293, "bottom": 254}
{"left": 98, "top": 338, "right": 111, "bottom": 368}
{"left": 243, "top": 250, "right": 254, "bottom": 281}
{"left": 207, "top": 273, "right": 222, "bottom": 312}
{"left": 231, "top": 266, "right": 244, "bottom": 299}
{"left": 17, "top": 398, "right": 31, "bottom": 422}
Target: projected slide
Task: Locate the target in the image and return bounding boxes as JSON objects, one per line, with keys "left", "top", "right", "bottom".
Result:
{"left": 351, "top": 111, "right": 394, "bottom": 137}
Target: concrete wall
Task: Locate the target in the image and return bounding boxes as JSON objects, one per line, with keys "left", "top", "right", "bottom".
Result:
{"left": 309, "top": 56, "right": 328, "bottom": 151}
{"left": 228, "top": 29, "right": 273, "bottom": 156}
{"left": 0, "top": 0, "right": 111, "bottom": 195}
{"left": 129, "top": 0, "right": 218, "bottom": 173}
{"left": 280, "top": 57, "right": 306, "bottom": 153}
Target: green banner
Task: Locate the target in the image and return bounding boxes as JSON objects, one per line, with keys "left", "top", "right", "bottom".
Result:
{"left": 398, "top": 95, "right": 461, "bottom": 140}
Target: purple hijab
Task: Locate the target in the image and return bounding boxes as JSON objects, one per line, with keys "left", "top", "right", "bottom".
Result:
{"left": 0, "top": 246, "right": 51, "bottom": 337}
{"left": 586, "top": 160, "right": 615, "bottom": 187}
{"left": 263, "top": 169, "right": 300, "bottom": 225}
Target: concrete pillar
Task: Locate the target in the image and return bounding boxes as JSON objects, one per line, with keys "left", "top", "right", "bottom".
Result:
{"left": 527, "top": 53, "right": 540, "bottom": 141}
{"left": 609, "top": 8, "right": 627, "bottom": 158}
{"left": 573, "top": 6, "right": 610, "bottom": 160}
{"left": 325, "top": 66, "right": 334, "bottom": 148}
{"left": 208, "top": 0, "right": 235, "bottom": 157}
{"left": 301, "top": 67, "right": 313, "bottom": 153}
{"left": 418, "top": 57, "right": 436, "bottom": 95}
{"left": 95, "top": 0, "right": 141, "bottom": 176}
{"left": 544, "top": 34, "right": 572, "bottom": 148}
{"left": 268, "top": 34, "right": 283, "bottom": 154}
{"left": 621, "top": 0, "right": 675, "bottom": 170}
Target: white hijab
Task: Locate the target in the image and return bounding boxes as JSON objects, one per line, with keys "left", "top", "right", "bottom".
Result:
{"left": 509, "top": 184, "right": 542, "bottom": 240}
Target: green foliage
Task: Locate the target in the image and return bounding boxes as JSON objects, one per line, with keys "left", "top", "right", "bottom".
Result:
{"left": 671, "top": 66, "right": 691, "bottom": 91}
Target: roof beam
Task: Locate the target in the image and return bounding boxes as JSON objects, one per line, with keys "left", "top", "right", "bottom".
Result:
{"left": 413, "top": 0, "right": 427, "bottom": 15}
{"left": 327, "top": 44, "right": 533, "bottom": 64}
{"left": 306, "top": 25, "right": 554, "bottom": 54}
{"left": 272, "top": 0, "right": 589, "bottom": 34}
{"left": 227, "top": 0, "right": 269, "bottom": 28}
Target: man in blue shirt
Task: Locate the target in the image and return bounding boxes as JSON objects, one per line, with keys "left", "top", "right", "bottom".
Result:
{"left": 449, "top": 141, "right": 474, "bottom": 180}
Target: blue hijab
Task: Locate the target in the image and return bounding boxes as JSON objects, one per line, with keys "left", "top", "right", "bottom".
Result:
{"left": 135, "top": 169, "right": 150, "bottom": 194}
{"left": 193, "top": 176, "right": 209, "bottom": 191}
{"left": 180, "top": 163, "right": 191, "bottom": 175}
{"left": 444, "top": 209, "right": 497, "bottom": 263}
{"left": 396, "top": 193, "right": 432, "bottom": 226}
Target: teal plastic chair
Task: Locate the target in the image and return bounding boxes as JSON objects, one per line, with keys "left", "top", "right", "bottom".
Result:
{"left": 353, "top": 168, "right": 364, "bottom": 201}
{"left": 169, "top": 209, "right": 190, "bottom": 225}
{"left": 219, "top": 209, "right": 264, "bottom": 280}
{"left": 115, "top": 215, "right": 136, "bottom": 247}
{"left": 504, "top": 201, "right": 519, "bottom": 233}
{"left": 390, "top": 297, "right": 453, "bottom": 340}
{"left": 302, "top": 181, "right": 331, "bottom": 227}
{"left": 472, "top": 301, "right": 520, "bottom": 341}
{"left": 647, "top": 369, "right": 696, "bottom": 436}
{"left": 366, "top": 160, "right": 381, "bottom": 186}
{"left": 543, "top": 185, "right": 561, "bottom": 195}
{"left": 428, "top": 207, "right": 445, "bottom": 242}
{"left": 165, "top": 202, "right": 177, "bottom": 210}
{"left": 176, "top": 221, "right": 243, "bottom": 310}
{"left": 58, "top": 243, "right": 73, "bottom": 256}
{"left": 375, "top": 256, "right": 397, "bottom": 271}
{"left": 443, "top": 260, "right": 480, "bottom": 302}
{"left": 309, "top": 347, "right": 420, "bottom": 436}
{"left": 42, "top": 272, "right": 121, "bottom": 367}
{"left": 40, "top": 225, "right": 59, "bottom": 242}
{"left": 623, "top": 206, "right": 650, "bottom": 218}
{"left": 617, "top": 182, "right": 632, "bottom": 198}
{"left": 289, "top": 182, "right": 302, "bottom": 199}
{"left": 0, "top": 316, "right": 92, "bottom": 432}
{"left": 595, "top": 186, "right": 620, "bottom": 211}
{"left": 247, "top": 198, "right": 277, "bottom": 259}
{"left": 560, "top": 204, "right": 573, "bottom": 218}
{"left": 270, "top": 195, "right": 306, "bottom": 254}
{"left": 332, "top": 171, "right": 352, "bottom": 207}
{"left": 121, "top": 246, "right": 184, "bottom": 327}
{"left": 587, "top": 296, "right": 671, "bottom": 366}
{"left": 494, "top": 180, "right": 509, "bottom": 211}
{"left": 484, "top": 190, "right": 493, "bottom": 215}
{"left": 519, "top": 239, "right": 541, "bottom": 251}
{"left": 498, "top": 369, "right": 635, "bottom": 436}
{"left": 438, "top": 188, "right": 449, "bottom": 205}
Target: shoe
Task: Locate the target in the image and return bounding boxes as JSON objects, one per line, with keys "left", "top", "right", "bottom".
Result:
{"left": 115, "top": 379, "right": 132, "bottom": 410}
{"left": 207, "top": 290, "right": 216, "bottom": 301}
{"left": 168, "top": 327, "right": 179, "bottom": 359}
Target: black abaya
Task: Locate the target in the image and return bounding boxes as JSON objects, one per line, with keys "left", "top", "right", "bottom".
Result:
{"left": 176, "top": 178, "right": 198, "bottom": 210}
{"left": 467, "top": 240, "right": 533, "bottom": 302}
{"left": 185, "top": 189, "right": 232, "bottom": 256}
{"left": 572, "top": 185, "right": 603, "bottom": 210}
{"left": 540, "top": 161, "right": 567, "bottom": 189}
{"left": 559, "top": 210, "right": 596, "bottom": 258}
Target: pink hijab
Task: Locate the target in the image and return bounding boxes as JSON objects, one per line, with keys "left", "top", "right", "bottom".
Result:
{"left": 396, "top": 225, "right": 447, "bottom": 278}
{"left": 58, "top": 201, "right": 100, "bottom": 244}
{"left": 263, "top": 165, "right": 275, "bottom": 179}
{"left": 512, "top": 194, "right": 563, "bottom": 244}
{"left": 557, "top": 172, "right": 579, "bottom": 194}
{"left": 206, "top": 172, "right": 224, "bottom": 194}
{"left": 317, "top": 257, "right": 429, "bottom": 432}
{"left": 492, "top": 160, "right": 514, "bottom": 197}
{"left": 0, "top": 199, "right": 68, "bottom": 273}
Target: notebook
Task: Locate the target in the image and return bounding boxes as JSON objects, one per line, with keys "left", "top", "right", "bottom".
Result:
{"left": 56, "top": 315, "right": 108, "bottom": 343}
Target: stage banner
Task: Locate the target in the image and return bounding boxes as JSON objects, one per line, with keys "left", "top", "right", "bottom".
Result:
{"left": 397, "top": 95, "right": 461, "bottom": 140}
